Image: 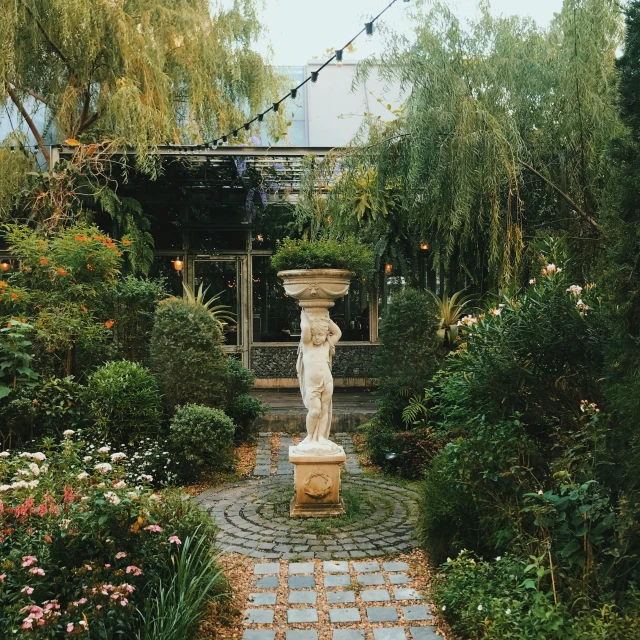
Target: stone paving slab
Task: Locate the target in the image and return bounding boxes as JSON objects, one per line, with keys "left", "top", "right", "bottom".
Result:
{"left": 241, "top": 559, "right": 442, "bottom": 640}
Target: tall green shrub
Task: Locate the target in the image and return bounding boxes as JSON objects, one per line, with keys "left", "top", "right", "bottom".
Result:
{"left": 86, "top": 360, "right": 162, "bottom": 444}
{"left": 150, "top": 298, "right": 227, "bottom": 412}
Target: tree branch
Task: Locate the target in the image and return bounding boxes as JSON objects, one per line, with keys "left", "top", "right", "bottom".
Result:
{"left": 5, "top": 81, "right": 50, "bottom": 167}
{"left": 78, "top": 110, "right": 100, "bottom": 134}
{"left": 519, "top": 160, "right": 600, "bottom": 233}
{"left": 9, "top": 82, "right": 48, "bottom": 105}
{"left": 19, "top": 0, "right": 72, "bottom": 70}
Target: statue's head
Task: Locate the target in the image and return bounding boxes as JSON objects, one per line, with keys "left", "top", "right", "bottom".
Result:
{"left": 310, "top": 318, "right": 330, "bottom": 346}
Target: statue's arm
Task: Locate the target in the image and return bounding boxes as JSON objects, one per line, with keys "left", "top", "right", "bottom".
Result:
{"left": 300, "top": 309, "right": 312, "bottom": 343}
{"left": 328, "top": 317, "right": 342, "bottom": 346}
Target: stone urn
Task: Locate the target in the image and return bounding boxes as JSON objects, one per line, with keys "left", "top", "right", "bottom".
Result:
{"left": 277, "top": 268, "right": 354, "bottom": 517}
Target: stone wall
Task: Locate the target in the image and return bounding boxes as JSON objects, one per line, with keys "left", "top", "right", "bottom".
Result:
{"left": 251, "top": 343, "right": 378, "bottom": 379}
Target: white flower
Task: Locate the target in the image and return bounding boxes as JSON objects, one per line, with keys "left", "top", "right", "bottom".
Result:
{"left": 0, "top": 485, "right": 10, "bottom": 492}
{"left": 529, "top": 278, "right": 536, "bottom": 285}
{"left": 104, "top": 491, "right": 121, "bottom": 506}
{"left": 17, "top": 469, "right": 30, "bottom": 476}
{"left": 489, "top": 307, "right": 502, "bottom": 317}
{"left": 31, "top": 452, "right": 46, "bottom": 462}
{"left": 126, "top": 491, "right": 138, "bottom": 499}
{"left": 496, "top": 556, "right": 501, "bottom": 561}
{"left": 63, "top": 429, "right": 75, "bottom": 437}
{"left": 566, "top": 284, "right": 582, "bottom": 297}
{"left": 28, "top": 463, "right": 40, "bottom": 476}
{"left": 478, "top": 604, "right": 483, "bottom": 611}
{"left": 11, "top": 480, "right": 28, "bottom": 489}
{"left": 441, "top": 605, "right": 446, "bottom": 611}
{"left": 83, "top": 456, "right": 93, "bottom": 462}
{"left": 537, "top": 489, "right": 543, "bottom": 495}
{"left": 20, "top": 452, "right": 32, "bottom": 459}
{"left": 113, "top": 480, "right": 126, "bottom": 489}
{"left": 77, "top": 472, "right": 89, "bottom": 480}
{"left": 95, "top": 463, "right": 113, "bottom": 474}
{"left": 139, "top": 474, "right": 153, "bottom": 483}
{"left": 98, "top": 446, "right": 110, "bottom": 453}
{"left": 149, "top": 493, "right": 161, "bottom": 501}
{"left": 0, "top": 451, "right": 9, "bottom": 458}
{"left": 505, "top": 608, "right": 511, "bottom": 615}
{"left": 110, "top": 452, "right": 126, "bottom": 462}
{"left": 27, "top": 480, "right": 38, "bottom": 488}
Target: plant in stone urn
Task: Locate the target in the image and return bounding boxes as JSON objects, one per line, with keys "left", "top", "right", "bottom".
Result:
{"left": 271, "top": 237, "right": 372, "bottom": 517}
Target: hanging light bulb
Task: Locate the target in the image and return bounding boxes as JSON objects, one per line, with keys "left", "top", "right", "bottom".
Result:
{"left": 336, "top": 49, "right": 344, "bottom": 67}
{"left": 385, "top": 263, "right": 393, "bottom": 274}
{"left": 222, "top": 135, "right": 228, "bottom": 143}
{"left": 365, "top": 22, "right": 374, "bottom": 39}
{"left": 291, "top": 88, "right": 298, "bottom": 99}
{"left": 311, "top": 71, "right": 319, "bottom": 83}
{"left": 258, "top": 113, "right": 264, "bottom": 122}
{"left": 244, "top": 123, "right": 250, "bottom": 131}
{"left": 232, "top": 129, "right": 239, "bottom": 138}
{"left": 0, "top": 259, "right": 11, "bottom": 272}
{"left": 172, "top": 257, "right": 184, "bottom": 272}
{"left": 273, "top": 102, "right": 279, "bottom": 113}
{"left": 420, "top": 242, "right": 430, "bottom": 251}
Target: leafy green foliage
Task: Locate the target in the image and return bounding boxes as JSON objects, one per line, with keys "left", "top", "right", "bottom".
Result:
{"left": 373, "top": 288, "right": 443, "bottom": 400}
{"left": 0, "top": 319, "right": 38, "bottom": 399}
{"left": 150, "top": 298, "right": 227, "bottom": 412}
{"left": 86, "top": 360, "right": 162, "bottom": 445}
{"left": 175, "top": 281, "right": 236, "bottom": 329}
{"left": 168, "top": 404, "right": 236, "bottom": 479}
{"left": 430, "top": 553, "right": 640, "bottom": 640}
{"left": 111, "top": 275, "right": 167, "bottom": 364}
{"left": 270, "top": 237, "right": 373, "bottom": 279}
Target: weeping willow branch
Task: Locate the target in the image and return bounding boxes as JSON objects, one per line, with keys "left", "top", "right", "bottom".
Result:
{"left": 4, "top": 82, "right": 50, "bottom": 165}
{"left": 519, "top": 160, "right": 600, "bottom": 232}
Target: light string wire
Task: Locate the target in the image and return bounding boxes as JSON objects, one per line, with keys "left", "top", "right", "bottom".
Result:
{"left": 7, "top": 0, "right": 407, "bottom": 153}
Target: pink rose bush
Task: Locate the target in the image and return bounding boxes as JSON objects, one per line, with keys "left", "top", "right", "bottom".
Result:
{"left": 0, "top": 436, "right": 218, "bottom": 637}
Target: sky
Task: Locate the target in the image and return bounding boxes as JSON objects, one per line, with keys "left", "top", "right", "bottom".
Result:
{"left": 251, "top": 0, "right": 566, "bottom": 66}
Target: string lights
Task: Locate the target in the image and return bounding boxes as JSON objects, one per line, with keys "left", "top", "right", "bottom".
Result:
{"left": 182, "top": 0, "right": 408, "bottom": 150}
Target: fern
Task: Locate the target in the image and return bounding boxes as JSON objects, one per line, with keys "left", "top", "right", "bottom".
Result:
{"left": 402, "top": 391, "right": 430, "bottom": 426}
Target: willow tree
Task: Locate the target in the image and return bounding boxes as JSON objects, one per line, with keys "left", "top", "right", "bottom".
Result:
{"left": 298, "top": 0, "right": 624, "bottom": 288}
{"left": 0, "top": 0, "right": 281, "bottom": 167}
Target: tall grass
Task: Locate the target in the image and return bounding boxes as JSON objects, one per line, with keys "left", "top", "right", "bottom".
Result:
{"left": 136, "top": 530, "right": 226, "bottom": 640}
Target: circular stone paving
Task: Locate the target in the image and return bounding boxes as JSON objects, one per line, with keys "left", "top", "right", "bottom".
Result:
{"left": 195, "top": 475, "right": 419, "bottom": 559}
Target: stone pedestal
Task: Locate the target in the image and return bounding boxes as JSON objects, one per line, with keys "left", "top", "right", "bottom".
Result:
{"left": 289, "top": 446, "right": 346, "bottom": 517}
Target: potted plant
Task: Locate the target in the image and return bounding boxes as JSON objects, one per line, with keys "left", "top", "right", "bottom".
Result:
{"left": 271, "top": 237, "right": 373, "bottom": 305}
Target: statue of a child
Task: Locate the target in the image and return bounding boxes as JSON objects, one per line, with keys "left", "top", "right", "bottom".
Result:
{"left": 294, "top": 308, "right": 342, "bottom": 452}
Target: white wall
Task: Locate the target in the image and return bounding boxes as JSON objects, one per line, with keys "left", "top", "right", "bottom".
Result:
{"left": 304, "top": 62, "right": 405, "bottom": 148}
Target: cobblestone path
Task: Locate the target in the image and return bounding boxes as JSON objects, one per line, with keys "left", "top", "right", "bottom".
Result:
{"left": 196, "top": 475, "right": 418, "bottom": 560}
{"left": 241, "top": 559, "right": 442, "bottom": 640}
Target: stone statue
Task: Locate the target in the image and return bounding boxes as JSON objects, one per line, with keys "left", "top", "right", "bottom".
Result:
{"left": 295, "top": 309, "right": 342, "bottom": 453}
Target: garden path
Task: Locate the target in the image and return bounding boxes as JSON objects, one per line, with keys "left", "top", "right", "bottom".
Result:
{"left": 240, "top": 559, "right": 442, "bottom": 640}
{"left": 252, "top": 433, "right": 362, "bottom": 477}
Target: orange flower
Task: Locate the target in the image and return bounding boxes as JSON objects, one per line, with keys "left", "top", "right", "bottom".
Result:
{"left": 122, "top": 239, "right": 131, "bottom": 246}
{"left": 104, "top": 319, "right": 115, "bottom": 329}
{"left": 86, "top": 264, "right": 93, "bottom": 270}
{"left": 57, "top": 267, "right": 67, "bottom": 276}
{"left": 0, "top": 281, "right": 8, "bottom": 288}
{"left": 74, "top": 235, "right": 87, "bottom": 242}
{"left": 39, "top": 258, "right": 48, "bottom": 265}
{"left": 81, "top": 306, "right": 88, "bottom": 313}
{"left": 88, "top": 253, "right": 93, "bottom": 258}
{"left": 11, "top": 293, "right": 18, "bottom": 301}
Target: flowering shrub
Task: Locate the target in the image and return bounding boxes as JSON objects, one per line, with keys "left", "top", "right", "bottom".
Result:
{"left": 0, "top": 434, "right": 218, "bottom": 637}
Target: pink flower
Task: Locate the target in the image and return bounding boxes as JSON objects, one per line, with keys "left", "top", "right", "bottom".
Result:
{"left": 28, "top": 567, "right": 45, "bottom": 576}
{"left": 21, "top": 586, "right": 34, "bottom": 595}
{"left": 96, "top": 605, "right": 102, "bottom": 609}
{"left": 144, "top": 524, "right": 163, "bottom": 533}
{"left": 84, "top": 564, "right": 92, "bottom": 571}
{"left": 168, "top": 536, "right": 182, "bottom": 545}
{"left": 22, "top": 620, "right": 33, "bottom": 629}
{"left": 67, "top": 622, "right": 74, "bottom": 632}
{"left": 115, "top": 552, "right": 127, "bottom": 559}
{"left": 105, "top": 564, "right": 111, "bottom": 568}
{"left": 125, "top": 565, "right": 142, "bottom": 576}
{"left": 22, "top": 555, "right": 38, "bottom": 567}
{"left": 120, "top": 597, "right": 128, "bottom": 606}
{"left": 0, "top": 573, "right": 5, "bottom": 582}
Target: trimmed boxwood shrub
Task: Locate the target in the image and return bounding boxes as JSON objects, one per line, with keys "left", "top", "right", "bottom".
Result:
{"left": 86, "top": 360, "right": 162, "bottom": 444}
{"left": 150, "top": 298, "right": 228, "bottom": 412}
{"left": 168, "top": 404, "right": 236, "bottom": 478}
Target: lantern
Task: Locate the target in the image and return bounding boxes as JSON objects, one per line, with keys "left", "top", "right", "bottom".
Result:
{"left": 172, "top": 258, "right": 184, "bottom": 272}
{"left": 0, "top": 259, "right": 11, "bottom": 272}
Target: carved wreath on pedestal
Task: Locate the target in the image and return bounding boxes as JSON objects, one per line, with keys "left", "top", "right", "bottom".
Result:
{"left": 303, "top": 473, "right": 333, "bottom": 500}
